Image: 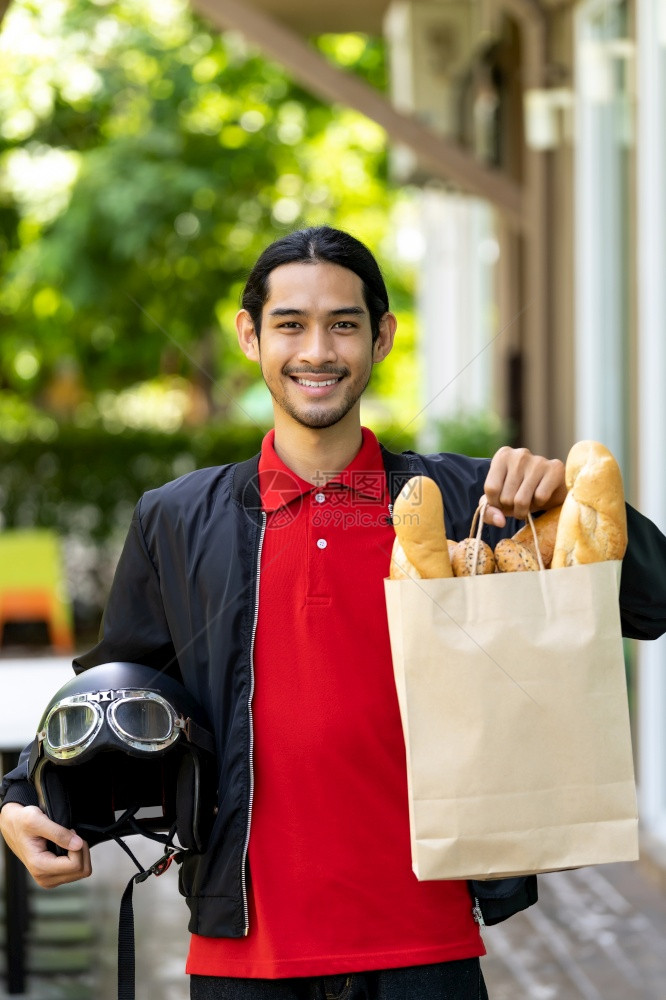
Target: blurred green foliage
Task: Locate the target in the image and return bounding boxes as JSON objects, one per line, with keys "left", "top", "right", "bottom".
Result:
{"left": 0, "top": 0, "right": 418, "bottom": 416}
{"left": 434, "top": 411, "right": 513, "bottom": 458}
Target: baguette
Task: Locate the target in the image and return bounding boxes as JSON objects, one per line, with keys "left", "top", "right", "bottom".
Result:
{"left": 551, "top": 441, "right": 627, "bottom": 568}
{"left": 389, "top": 537, "right": 422, "bottom": 580}
{"left": 390, "top": 476, "right": 453, "bottom": 579}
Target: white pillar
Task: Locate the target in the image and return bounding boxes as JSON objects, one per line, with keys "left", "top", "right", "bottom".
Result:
{"left": 636, "top": 0, "right": 666, "bottom": 840}
{"left": 573, "top": 0, "right": 630, "bottom": 472}
{"left": 418, "top": 188, "right": 496, "bottom": 449}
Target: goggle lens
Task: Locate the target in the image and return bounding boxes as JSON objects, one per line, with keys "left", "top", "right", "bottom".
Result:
{"left": 113, "top": 699, "right": 173, "bottom": 742}
{"left": 46, "top": 704, "right": 98, "bottom": 750}
{"left": 40, "top": 689, "right": 180, "bottom": 759}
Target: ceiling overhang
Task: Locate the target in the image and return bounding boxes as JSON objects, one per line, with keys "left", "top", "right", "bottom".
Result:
{"left": 194, "top": 0, "right": 524, "bottom": 226}
{"left": 236, "top": 0, "right": 392, "bottom": 35}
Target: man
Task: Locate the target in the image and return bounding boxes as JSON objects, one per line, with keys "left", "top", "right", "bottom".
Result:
{"left": 2, "top": 226, "right": 666, "bottom": 1000}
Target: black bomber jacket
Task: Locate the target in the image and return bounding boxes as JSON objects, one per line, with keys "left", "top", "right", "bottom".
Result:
{"left": 3, "top": 445, "right": 666, "bottom": 935}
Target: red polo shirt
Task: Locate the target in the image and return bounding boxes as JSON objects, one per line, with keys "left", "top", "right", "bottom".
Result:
{"left": 187, "top": 428, "right": 483, "bottom": 978}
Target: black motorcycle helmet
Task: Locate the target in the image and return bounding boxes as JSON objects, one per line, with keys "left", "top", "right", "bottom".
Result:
{"left": 28, "top": 662, "right": 217, "bottom": 853}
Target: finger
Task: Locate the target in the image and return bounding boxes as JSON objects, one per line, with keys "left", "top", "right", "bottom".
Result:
{"left": 486, "top": 449, "right": 538, "bottom": 517}
{"left": 29, "top": 840, "right": 92, "bottom": 889}
{"left": 482, "top": 503, "right": 506, "bottom": 528}
{"left": 76, "top": 840, "right": 92, "bottom": 879}
{"left": 512, "top": 460, "right": 567, "bottom": 518}
{"left": 510, "top": 468, "right": 550, "bottom": 519}
{"left": 22, "top": 806, "right": 84, "bottom": 852}
{"left": 531, "top": 459, "right": 567, "bottom": 510}
{"left": 483, "top": 446, "right": 514, "bottom": 510}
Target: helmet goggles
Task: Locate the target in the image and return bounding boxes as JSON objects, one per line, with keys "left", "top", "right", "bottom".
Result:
{"left": 40, "top": 687, "right": 189, "bottom": 761}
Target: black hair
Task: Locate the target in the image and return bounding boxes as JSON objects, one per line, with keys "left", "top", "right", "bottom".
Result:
{"left": 240, "top": 226, "right": 390, "bottom": 343}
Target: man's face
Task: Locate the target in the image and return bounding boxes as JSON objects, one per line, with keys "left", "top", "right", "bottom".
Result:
{"left": 238, "top": 260, "right": 394, "bottom": 431}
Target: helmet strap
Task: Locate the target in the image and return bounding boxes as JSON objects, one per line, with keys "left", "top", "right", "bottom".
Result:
{"left": 77, "top": 807, "right": 188, "bottom": 1000}
{"left": 117, "top": 843, "right": 186, "bottom": 1000}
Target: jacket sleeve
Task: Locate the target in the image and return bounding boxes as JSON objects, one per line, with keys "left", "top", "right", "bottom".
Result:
{"left": 0, "top": 746, "right": 39, "bottom": 810}
{"left": 620, "top": 503, "right": 666, "bottom": 640}
{"left": 1, "top": 496, "right": 179, "bottom": 810}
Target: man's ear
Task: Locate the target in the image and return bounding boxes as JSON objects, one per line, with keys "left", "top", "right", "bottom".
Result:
{"left": 372, "top": 312, "right": 397, "bottom": 364}
{"left": 236, "top": 309, "right": 260, "bottom": 362}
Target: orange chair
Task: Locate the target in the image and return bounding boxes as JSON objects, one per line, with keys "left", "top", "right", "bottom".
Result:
{"left": 0, "top": 530, "right": 74, "bottom": 651}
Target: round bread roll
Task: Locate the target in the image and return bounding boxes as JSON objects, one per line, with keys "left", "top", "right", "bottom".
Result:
{"left": 495, "top": 538, "right": 539, "bottom": 573}
{"left": 389, "top": 537, "right": 422, "bottom": 580}
{"left": 391, "top": 476, "right": 453, "bottom": 579}
{"left": 551, "top": 441, "right": 628, "bottom": 568}
{"left": 451, "top": 538, "right": 496, "bottom": 577}
{"left": 511, "top": 504, "right": 562, "bottom": 569}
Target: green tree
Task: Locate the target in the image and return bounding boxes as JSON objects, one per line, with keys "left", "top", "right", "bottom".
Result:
{"left": 0, "top": 0, "right": 418, "bottom": 424}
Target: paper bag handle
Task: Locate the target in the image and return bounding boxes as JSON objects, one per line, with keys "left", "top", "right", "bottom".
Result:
{"left": 470, "top": 498, "right": 546, "bottom": 574}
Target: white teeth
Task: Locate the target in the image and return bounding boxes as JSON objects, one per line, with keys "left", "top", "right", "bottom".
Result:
{"left": 295, "top": 378, "right": 339, "bottom": 387}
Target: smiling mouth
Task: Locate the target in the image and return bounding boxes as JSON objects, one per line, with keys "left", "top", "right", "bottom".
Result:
{"left": 292, "top": 377, "right": 342, "bottom": 387}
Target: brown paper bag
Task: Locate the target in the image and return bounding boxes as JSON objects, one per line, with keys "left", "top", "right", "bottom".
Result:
{"left": 384, "top": 530, "right": 638, "bottom": 881}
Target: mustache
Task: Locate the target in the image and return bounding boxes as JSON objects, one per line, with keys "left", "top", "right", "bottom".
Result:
{"left": 283, "top": 365, "right": 349, "bottom": 378}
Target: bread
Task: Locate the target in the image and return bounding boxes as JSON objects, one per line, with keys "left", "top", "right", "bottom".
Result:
{"left": 390, "top": 476, "right": 453, "bottom": 579}
{"left": 451, "top": 538, "right": 496, "bottom": 577}
{"left": 495, "top": 538, "right": 539, "bottom": 573}
{"left": 511, "top": 505, "right": 562, "bottom": 569}
{"left": 389, "top": 537, "right": 422, "bottom": 580}
{"left": 551, "top": 441, "right": 627, "bottom": 568}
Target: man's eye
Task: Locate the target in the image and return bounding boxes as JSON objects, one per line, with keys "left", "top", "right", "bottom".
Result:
{"left": 334, "top": 321, "right": 357, "bottom": 330}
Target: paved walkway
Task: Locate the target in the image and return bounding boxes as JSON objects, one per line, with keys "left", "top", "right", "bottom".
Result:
{"left": 482, "top": 861, "right": 666, "bottom": 999}
{"left": 3, "top": 842, "right": 666, "bottom": 999}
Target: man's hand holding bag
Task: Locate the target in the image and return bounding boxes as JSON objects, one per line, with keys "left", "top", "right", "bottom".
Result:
{"left": 384, "top": 441, "right": 638, "bottom": 881}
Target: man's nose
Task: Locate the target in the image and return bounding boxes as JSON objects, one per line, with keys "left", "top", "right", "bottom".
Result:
{"left": 297, "top": 327, "right": 336, "bottom": 366}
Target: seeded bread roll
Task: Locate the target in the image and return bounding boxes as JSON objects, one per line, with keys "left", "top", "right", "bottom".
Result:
{"left": 390, "top": 476, "right": 453, "bottom": 579}
{"left": 551, "top": 441, "right": 628, "bottom": 568}
{"left": 511, "top": 505, "right": 562, "bottom": 569}
{"left": 495, "top": 538, "right": 539, "bottom": 573}
{"left": 451, "top": 538, "right": 496, "bottom": 577}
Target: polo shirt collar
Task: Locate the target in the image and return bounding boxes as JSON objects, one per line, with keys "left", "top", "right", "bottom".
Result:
{"left": 259, "top": 427, "right": 386, "bottom": 512}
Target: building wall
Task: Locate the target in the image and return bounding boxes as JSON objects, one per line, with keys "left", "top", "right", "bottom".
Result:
{"left": 635, "top": 0, "right": 666, "bottom": 844}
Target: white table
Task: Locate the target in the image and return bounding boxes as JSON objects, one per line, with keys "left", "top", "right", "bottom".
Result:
{"left": 0, "top": 656, "right": 76, "bottom": 751}
{"left": 0, "top": 655, "right": 76, "bottom": 994}
{"left": 0, "top": 656, "right": 74, "bottom": 753}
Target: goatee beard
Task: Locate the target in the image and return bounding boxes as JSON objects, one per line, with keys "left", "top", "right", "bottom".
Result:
{"left": 266, "top": 368, "right": 372, "bottom": 429}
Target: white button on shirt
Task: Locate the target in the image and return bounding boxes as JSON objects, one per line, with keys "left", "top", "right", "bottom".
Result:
{"left": 314, "top": 493, "right": 326, "bottom": 504}
{"left": 316, "top": 538, "right": 327, "bottom": 550}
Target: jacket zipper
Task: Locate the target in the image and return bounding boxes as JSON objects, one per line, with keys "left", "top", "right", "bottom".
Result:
{"left": 241, "top": 509, "right": 266, "bottom": 935}
{"left": 472, "top": 897, "right": 485, "bottom": 926}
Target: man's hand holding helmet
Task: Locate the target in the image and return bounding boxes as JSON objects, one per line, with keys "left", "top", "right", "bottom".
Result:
{"left": 0, "top": 802, "right": 91, "bottom": 888}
